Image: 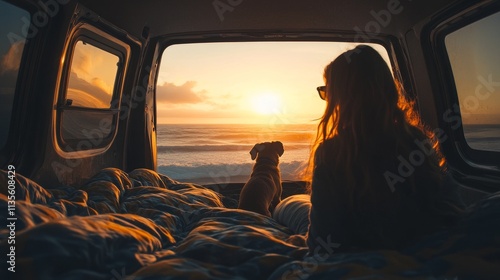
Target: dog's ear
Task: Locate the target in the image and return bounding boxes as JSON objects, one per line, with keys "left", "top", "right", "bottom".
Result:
{"left": 273, "top": 141, "right": 284, "bottom": 157}
{"left": 249, "top": 144, "right": 261, "bottom": 160}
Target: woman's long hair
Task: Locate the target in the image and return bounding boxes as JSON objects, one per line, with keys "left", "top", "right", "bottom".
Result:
{"left": 304, "top": 45, "right": 446, "bottom": 208}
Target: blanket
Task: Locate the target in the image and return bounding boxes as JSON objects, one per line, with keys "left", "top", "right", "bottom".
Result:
{"left": 1, "top": 168, "right": 499, "bottom": 279}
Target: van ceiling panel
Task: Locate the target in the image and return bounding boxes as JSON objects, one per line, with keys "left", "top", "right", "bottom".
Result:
{"left": 79, "top": 0, "right": 457, "bottom": 39}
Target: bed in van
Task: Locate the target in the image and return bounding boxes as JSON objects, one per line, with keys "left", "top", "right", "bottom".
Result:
{"left": 1, "top": 0, "right": 499, "bottom": 279}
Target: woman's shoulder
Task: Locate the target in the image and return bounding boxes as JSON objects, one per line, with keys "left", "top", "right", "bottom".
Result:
{"left": 314, "top": 138, "right": 340, "bottom": 164}
{"left": 317, "top": 137, "right": 340, "bottom": 152}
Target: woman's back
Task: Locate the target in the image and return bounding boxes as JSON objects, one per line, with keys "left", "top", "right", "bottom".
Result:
{"left": 309, "top": 136, "right": 461, "bottom": 252}
{"left": 306, "top": 45, "right": 464, "bottom": 254}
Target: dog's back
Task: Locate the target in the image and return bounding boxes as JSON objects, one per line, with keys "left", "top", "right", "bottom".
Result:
{"left": 238, "top": 142, "right": 284, "bottom": 216}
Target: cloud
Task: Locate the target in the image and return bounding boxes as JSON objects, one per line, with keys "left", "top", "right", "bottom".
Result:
{"left": 0, "top": 66, "right": 17, "bottom": 90}
{"left": 72, "top": 48, "right": 92, "bottom": 77}
{"left": 91, "top": 77, "right": 112, "bottom": 95}
{"left": 156, "top": 81, "right": 206, "bottom": 104}
{"left": 0, "top": 42, "right": 23, "bottom": 99}
{"left": 66, "top": 72, "right": 111, "bottom": 108}
{"left": 0, "top": 41, "right": 24, "bottom": 74}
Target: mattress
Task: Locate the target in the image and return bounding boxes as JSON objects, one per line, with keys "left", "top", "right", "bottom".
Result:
{"left": 1, "top": 168, "right": 499, "bottom": 279}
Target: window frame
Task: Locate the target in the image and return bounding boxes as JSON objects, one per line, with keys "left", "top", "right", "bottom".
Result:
{"left": 55, "top": 23, "right": 129, "bottom": 156}
{"left": 153, "top": 35, "right": 411, "bottom": 181}
{"left": 430, "top": 3, "right": 500, "bottom": 168}
{"left": 64, "top": 39, "right": 121, "bottom": 109}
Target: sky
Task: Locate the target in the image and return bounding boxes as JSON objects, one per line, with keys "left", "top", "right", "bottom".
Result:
{"left": 65, "top": 41, "right": 118, "bottom": 108}
{"left": 157, "top": 35, "right": 499, "bottom": 125}
{"left": 445, "top": 12, "right": 500, "bottom": 125}
{"left": 157, "top": 42, "right": 390, "bottom": 124}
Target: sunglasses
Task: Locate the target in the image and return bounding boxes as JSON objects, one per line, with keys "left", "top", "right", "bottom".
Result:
{"left": 316, "top": 86, "right": 326, "bottom": 100}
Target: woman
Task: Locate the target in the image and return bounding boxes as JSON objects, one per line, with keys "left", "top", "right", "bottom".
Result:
{"left": 274, "top": 45, "right": 464, "bottom": 255}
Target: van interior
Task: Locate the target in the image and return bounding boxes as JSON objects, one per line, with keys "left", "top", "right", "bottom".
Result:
{"left": 1, "top": 0, "right": 500, "bottom": 279}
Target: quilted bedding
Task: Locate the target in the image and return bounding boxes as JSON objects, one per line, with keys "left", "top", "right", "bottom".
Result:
{"left": 1, "top": 168, "right": 499, "bottom": 280}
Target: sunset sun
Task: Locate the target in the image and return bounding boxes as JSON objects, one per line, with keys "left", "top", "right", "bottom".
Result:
{"left": 252, "top": 93, "right": 282, "bottom": 115}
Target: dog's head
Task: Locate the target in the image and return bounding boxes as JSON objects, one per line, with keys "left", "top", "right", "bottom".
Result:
{"left": 249, "top": 141, "right": 284, "bottom": 160}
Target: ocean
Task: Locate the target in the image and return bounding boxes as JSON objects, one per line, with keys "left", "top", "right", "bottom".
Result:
{"left": 157, "top": 123, "right": 316, "bottom": 184}
{"left": 462, "top": 124, "right": 500, "bottom": 152}
{"left": 156, "top": 123, "right": 500, "bottom": 185}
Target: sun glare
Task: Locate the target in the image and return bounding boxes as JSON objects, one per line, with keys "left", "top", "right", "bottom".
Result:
{"left": 252, "top": 93, "right": 282, "bottom": 115}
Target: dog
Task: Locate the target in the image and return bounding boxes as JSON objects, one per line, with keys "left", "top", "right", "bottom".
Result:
{"left": 238, "top": 141, "right": 284, "bottom": 217}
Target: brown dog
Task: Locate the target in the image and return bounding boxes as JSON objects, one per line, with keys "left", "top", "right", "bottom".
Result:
{"left": 238, "top": 141, "right": 284, "bottom": 217}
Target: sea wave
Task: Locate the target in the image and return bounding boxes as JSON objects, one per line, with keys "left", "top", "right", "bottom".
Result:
{"left": 466, "top": 136, "right": 500, "bottom": 142}
{"left": 157, "top": 161, "right": 306, "bottom": 184}
{"left": 157, "top": 123, "right": 316, "bottom": 143}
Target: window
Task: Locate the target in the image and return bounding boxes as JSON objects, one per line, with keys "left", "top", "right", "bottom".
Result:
{"left": 65, "top": 41, "right": 118, "bottom": 109}
{"left": 156, "top": 42, "right": 391, "bottom": 184}
{"left": 0, "top": 1, "right": 29, "bottom": 148}
{"left": 445, "top": 12, "right": 500, "bottom": 152}
{"left": 57, "top": 29, "right": 126, "bottom": 153}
